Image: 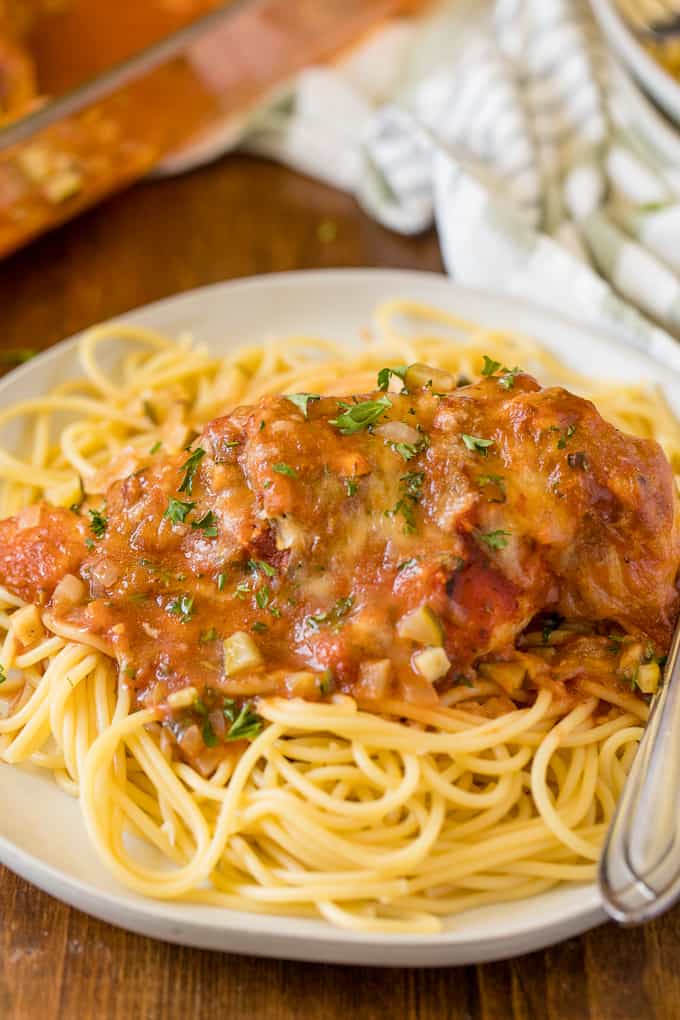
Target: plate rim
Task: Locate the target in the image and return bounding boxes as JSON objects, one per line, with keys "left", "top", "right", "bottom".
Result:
{"left": 2, "top": 266, "right": 670, "bottom": 964}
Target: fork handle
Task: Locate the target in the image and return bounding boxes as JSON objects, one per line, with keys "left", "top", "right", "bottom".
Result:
{"left": 599, "top": 621, "right": 680, "bottom": 924}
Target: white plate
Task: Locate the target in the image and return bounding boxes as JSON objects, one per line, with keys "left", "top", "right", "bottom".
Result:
{"left": 2, "top": 269, "right": 679, "bottom": 967}
{"left": 591, "top": 0, "right": 680, "bottom": 127}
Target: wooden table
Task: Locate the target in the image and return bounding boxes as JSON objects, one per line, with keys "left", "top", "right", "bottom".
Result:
{"left": 1, "top": 155, "right": 679, "bottom": 1020}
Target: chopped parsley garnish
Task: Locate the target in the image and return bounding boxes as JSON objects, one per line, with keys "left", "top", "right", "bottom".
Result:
{"left": 498, "top": 366, "right": 521, "bottom": 390}
{"left": 377, "top": 366, "right": 408, "bottom": 391}
{"left": 191, "top": 510, "right": 218, "bottom": 537}
{"left": 557, "top": 424, "right": 576, "bottom": 449}
{"left": 307, "top": 595, "right": 355, "bottom": 631}
{"left": 386, "top": 471, "right": 424, "bottom": 535}
{"left": 272, "top": 462, "right": 299, "bottom": 479}
{"left": 149, "top": 441, "right": 162, "bottom": 454}
{"left": 387, "top": 436, "right": 428, "bottom": 462}
{"left": 477, "top": 474, "right": 506, "bottom": 503}
{"left": 477, "top": 529, "right": 511, "bottom": 550}
{"left": 85, "top": 538, "right": 95, "bottom": 550}
{"left": 344, "top": 477, "right": 358, "bottom": 497}
{"left": 251, "top": 621, "right": 268, "bottom": 633}
{"left": 329, "top": 395, "right": 392, "bottom": 435}
{"left": 248, "top": 559, "right": 277, "bottom": 577}
{"left": 462, "top": 434, "right": 494, "bottom": 455}
{"left": 164, "top": 497, "right": 195, "bottom": 523}
{"left": 255, "top": 586, "right": 270, "bottom": 610}
{"left": 401, "top": 471, "right": 424, "bottom": 500}
{"left": 234, "top": 581, "right": 250, "bottom": 599}
{"left": 259, "top": 420, "right": 266, "bottom": 431}
{"left": 0, "top": 664, "right": 5, "bottom": 685}
{"left": 200, "top": 627, "right": 218, "bottom": 643}
{"left": 480, "top": 355, "right": 522, "bottom": 389}
{"left": 397, "top": 557, "right": 418, "bottom": 573}
{"left": 217, "top": 572, "right": 226, "bottom": 591}
{"left": 481, "top": 356, "right": 502, "bottom": 376}
{"left": 167, "top": 594, "right": 195, "bottom": 623}
{"left": 224, "top": 701, "right": 263, "bottom": 741}
{"left": 285, "top": 393, "right": 320, "bottom": 418}
{"left": 178, "top": 447, "right": 205, "bottom": 495}
{"left": 477, "top": 474, "right": 504, "bottom": 488}
{"left": 202, "top": 719, "right": 218, "bottom": 747}
{"left": 88, "top": 507, "right": 107, "bottom": 539}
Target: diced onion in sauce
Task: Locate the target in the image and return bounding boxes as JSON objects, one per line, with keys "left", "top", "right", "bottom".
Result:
{"left": 10, "top": 604, "right": 44, "bottom": 647}
{"left": 223, "top": 631, "right": 263, "bottom": 675}
{"left": 167, "top": 685, "right": 198, "bottom": 709}
{"left": 412, "top": 646, "right": 451, "bottom": 682}
{"left": 404, "top": 363, "right": 456, "bottom": 392}
{"left": 636, "top": 661, "right": 660, "bottom": 694}
{"left": 374, "top": 421, "right": 421, "bottom": 446}
{"left": 478, "top": 661, "right": 526, "bottom": 694}
{"left": 52, "top": 573, "right": 86, "bottom": 611}
{"left": 397, "top": 605, "right": 443, "bottom": 646}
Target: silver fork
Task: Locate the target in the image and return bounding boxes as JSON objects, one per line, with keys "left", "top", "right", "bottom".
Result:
{"left": 599, "top": 617, "right": 680, "bottom": 924}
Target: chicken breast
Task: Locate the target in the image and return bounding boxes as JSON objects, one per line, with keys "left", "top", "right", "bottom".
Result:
{"left": 0, "top": 368, "right": 678, "bottom": 722}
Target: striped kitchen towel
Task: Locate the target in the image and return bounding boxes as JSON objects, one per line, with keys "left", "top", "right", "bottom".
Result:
{"left": 162, "top": 0, "right": 680, "bottom": 371}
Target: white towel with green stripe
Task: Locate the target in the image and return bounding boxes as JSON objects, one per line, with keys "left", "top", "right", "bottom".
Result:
{"left": 161, "top": 0, "right": 680, "bottom": 370}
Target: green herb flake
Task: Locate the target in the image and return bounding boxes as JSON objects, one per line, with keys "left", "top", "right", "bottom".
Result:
{"left": 164, "top": 497, "right": 196, "bottom": 524}
{"left": 217, "top": 572, "right": 226, "bottom": 591}
{"left": 557, "top": 424, "right": 577, "bottom": 450}
{"left": 88, "top": 507, "right": 108, "bottom": 539}
{"left": 0, "top": 663, "right": 6, "bottom": 685}
{"left": 498, "top": 366, "right": 521, "bottom": 390}
{"left": 285, "top": 393, "right": 321, "bottom": 418}
{"left": 202, "top": 719, "right": 218, "bottom": 748}
{"left": 329, "top": 395, "right": 392, "bottom": 435}
{"left": 377, "top": 366, "right": 407, "bottom": 391}
{"left": 462, "top": 434, "right": 494, "bottom": 455}
{"left": 149, "top": 440, "right": 162, "bottom": 454}
{"left": 272, "top": 462, "right": 299, "bottom": 479}
{"left": 397, "top": 557, "right": 418, "bottom": 573}
{"left": 255, "top": 586, "right": 270, "bottom": 610}
{"left": 481, "top": 355, "right": 502, "bottom": 376}
{"left": 178, "top": 447, "right": 206, "bottom": 495}
{"left": 225, "top": 702, "right": 263, "bottom": 741}
{"left": 200, "top": 627, "right": 218, "bottom": 643}
{"left": 307, "top": 595, "right": 355, "bottom": 632}
{"left": 85, "top": 538, "right": 95, "bottom": 550}
{"left": 387, "top": 437, "right": 428, "bottom": 462}
{"left": 477, "top": 529, "right": 511, "bottom": 550}
{"left": 167, "top": 593, "right": 195, "bottom": 623}
{"left": 344, "top": 477, "right": 358, "bottom": 497}
{"left": 248, "top": 559, "right": 277, "bottom": 578}
{"left": 234, "top": 581, "right": 250, "bottom": 599}
{"left": 251, "top": 621, "right": 268, "bottom": 633}
{"left": 191, "top": 510, "right": 218, "bottom": 537}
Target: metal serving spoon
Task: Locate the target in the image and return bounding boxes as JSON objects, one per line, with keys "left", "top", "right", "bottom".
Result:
{"left": 599, "top": 618, "right": 680, "bottom": 923}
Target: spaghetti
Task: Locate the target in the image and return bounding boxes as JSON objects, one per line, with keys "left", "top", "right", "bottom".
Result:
{"left": 0, "top": 300, "right": 676, "bottom": 934}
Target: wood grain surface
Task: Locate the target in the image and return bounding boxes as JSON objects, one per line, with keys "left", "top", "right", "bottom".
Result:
{"left": 0, "top": 155, "right": 679, "bottom": 1020}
